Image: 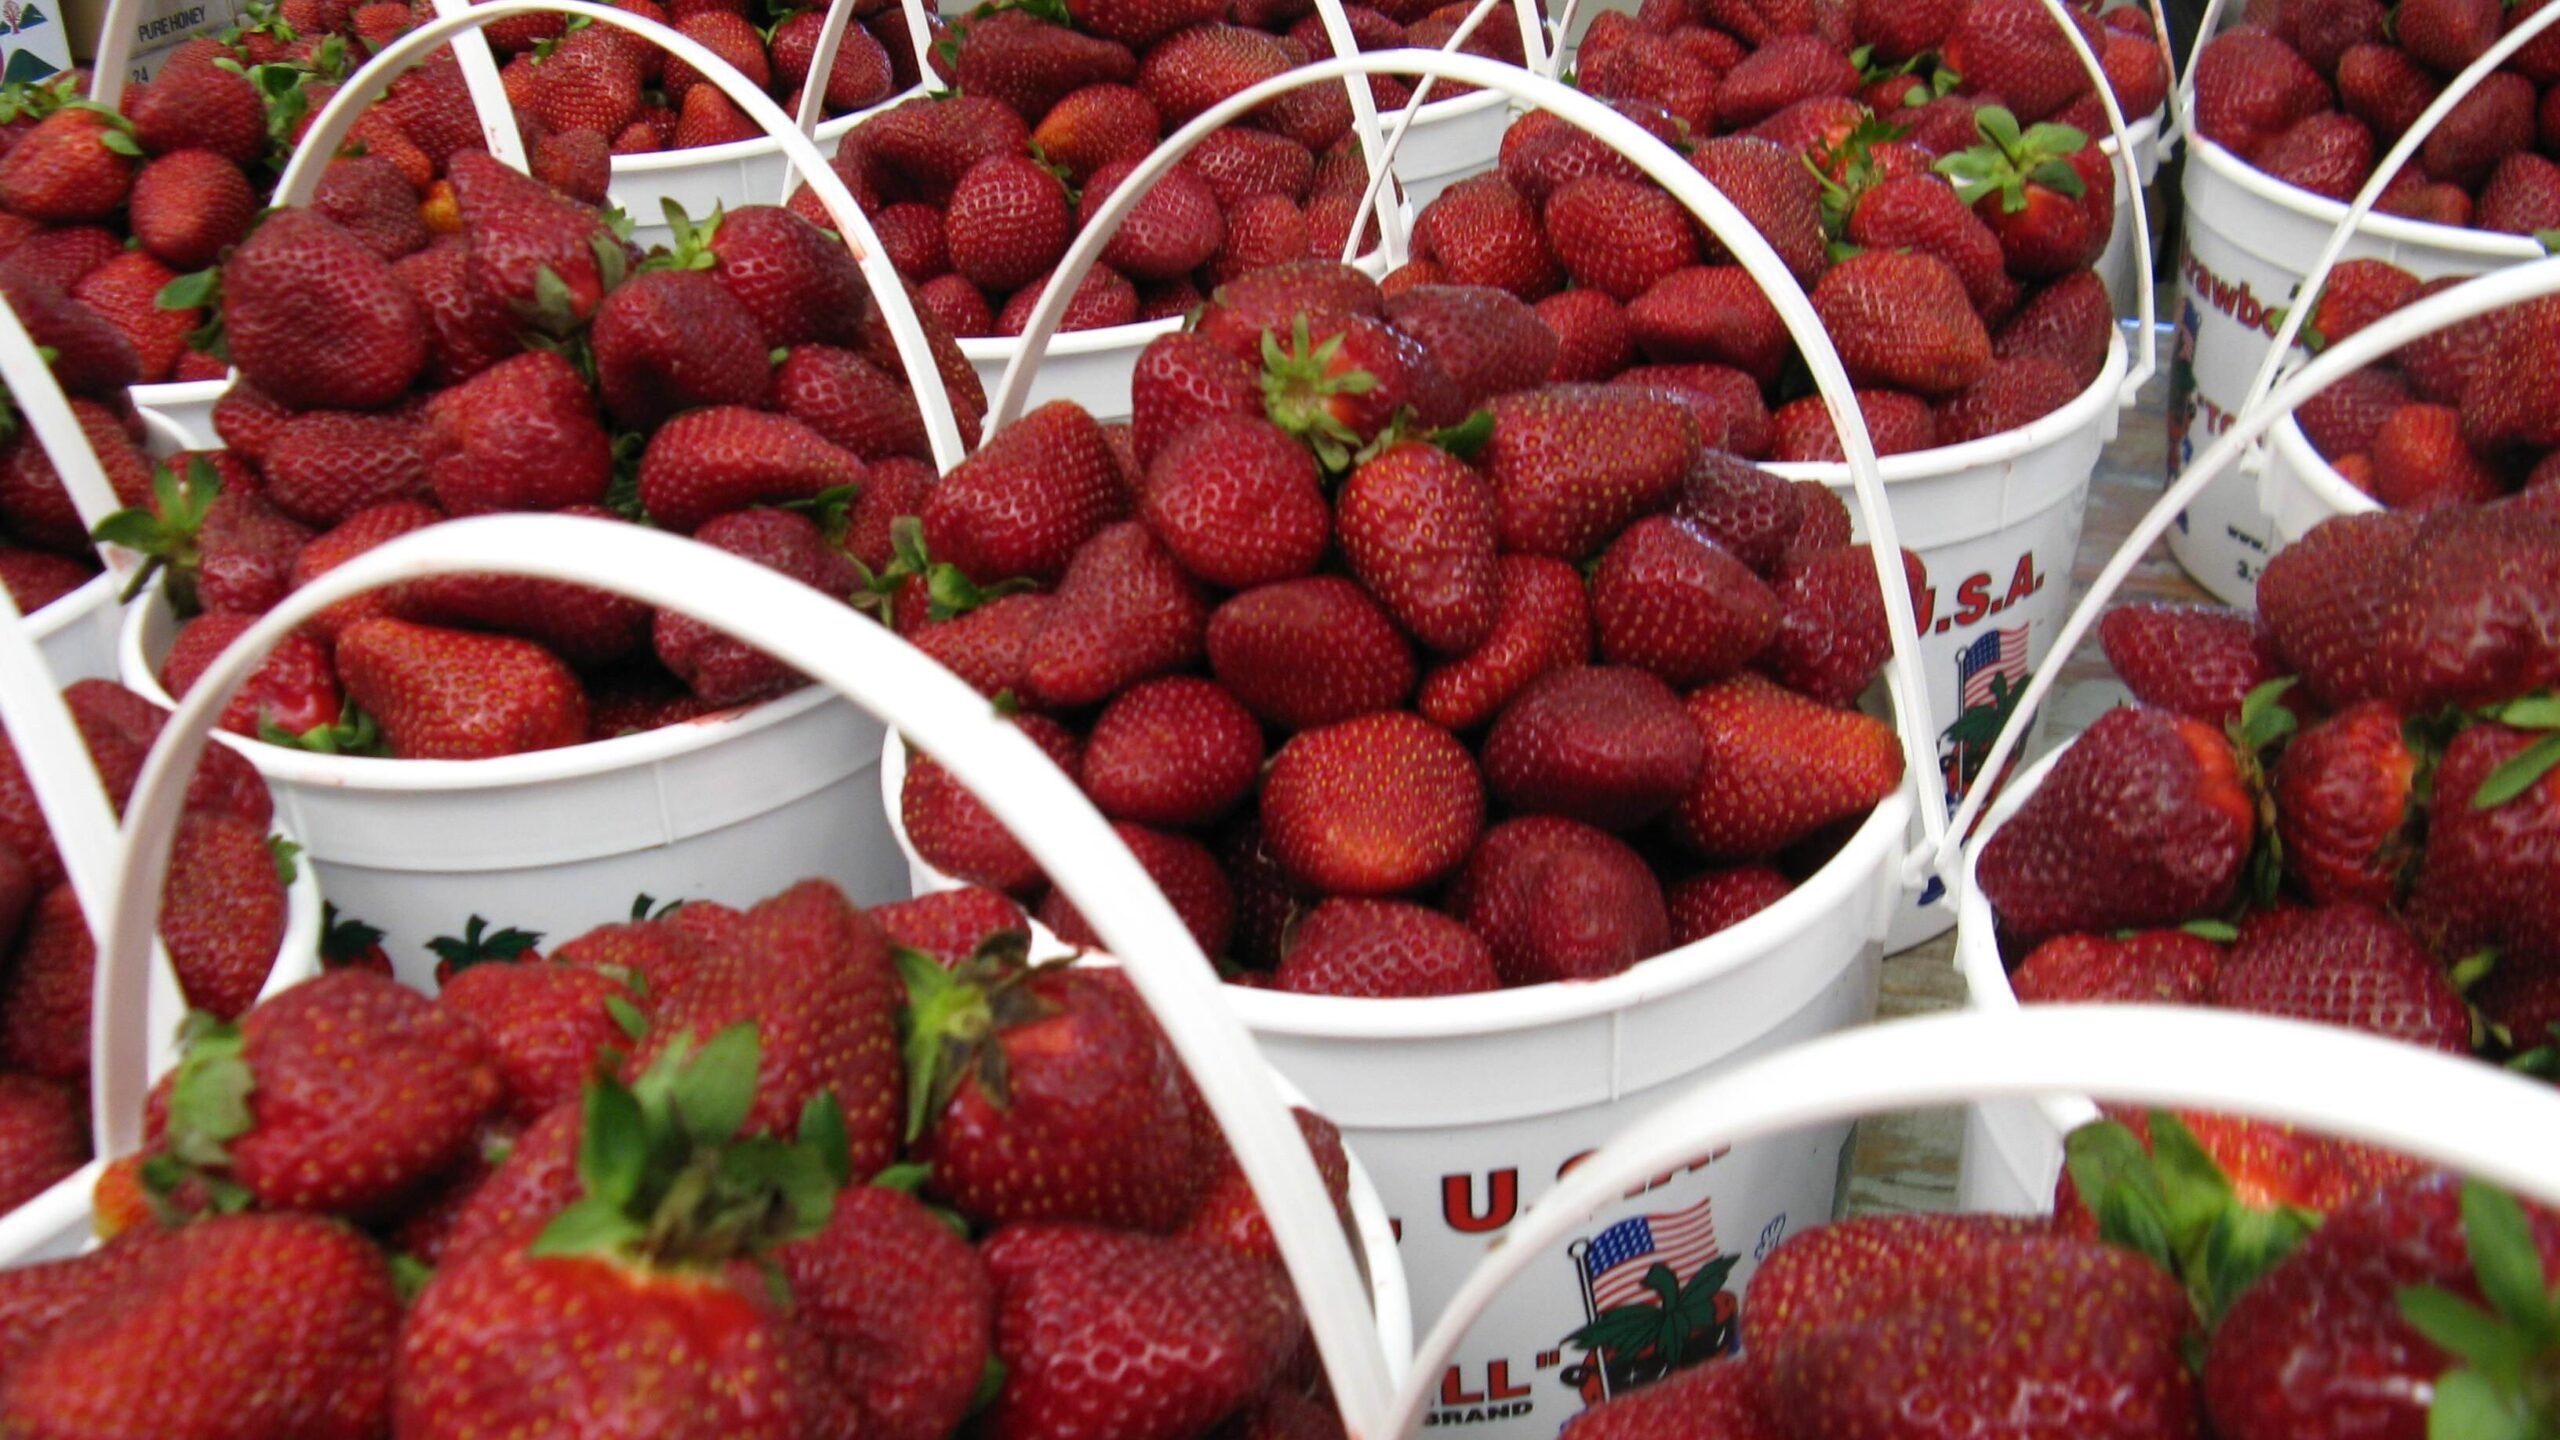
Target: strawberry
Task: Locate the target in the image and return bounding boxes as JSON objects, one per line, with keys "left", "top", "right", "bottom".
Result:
{"left": 2419, "top": 71, "right": 2533, "bottom": 187}
{"left": 903, "top": 716, "right": 1083, "bottom": 896}
{"left": 0, "top": 396, "right": 149, "bottom": 554}
{"left": 1682, "top": 135, "right": 1828, "bottom": 287}
{"left": 1418, "top": 554, "right": 1593, "bottom": 731}
{"left": 2257, "top": 108, "right": 2378, "bottom": 201}
{"left": 774, "top": 345, "right": 932, "bottom": 465}
{"left": 770, "top": 9, "right": 892, "bottom": 112}
{"left": 0, "top": 1213, "right": 399, "bottom": 1438}
{"left": 2398, "top": 0, "right": 2502, "bottom": 73}
{"left": 1625, "top": 267, "right": 1793, "bottom": 382}
{"left": 336, "top": 617, "right": 589, "bottom": 760}
{"left": 909, "top": 592, "right": 1057, "bottom": 698}
{"left": 1262, "top": 710, "right": 1483, "bottom": 894}
{"left": 1661, "top": 864, "right": 1793, "bottom": 945}
{"left": 222, "top": 210, "right": 427, "bottom": 410}
{"left": 2407, "top": 720, "right": 2560, "bottom": 971}
{"left": 1497, "top": 102, "right": 1669, "bottom": 205}
{"left": 1671, "top": 673, "right": 1903, "bottom": 858}
{"left": 2273, "top": 700, "right": 2417, "bottom": 909}
{"left": 1666, "top": 453, "right": 1798, "bottom": 578}
{"left": 870, "top": 202, "right": 952, "bottom": 283}
{"left": 659, "top": 8, "right": 772, "bottom": 99}
{"left": 2368, "top": 402, "right": 2505, "bottom": 510}
{"left": 313, "top": 155, "right": 429, "bottom": 264}
{"left": 1329, "top": 441, "right": 1497, "bottom": 654}
{"left": 1483, "top": 384, "right": 1696, "bottom": 558}
{"left": 1995, "top": 269, "right": 2117, "bottom": 389}
{"left": 923, "top": 400, "right": 1127, "bottom": 587}
{"left": 69, "top": 250, "right": 189, "bottom": 382}
{"left": 0, "top": 548, "right": 92, "bottom": 611}
{"left": 1845, "top": 171, "right": 2021, "bottom": 327}
{"left": 1080, "top": 675, "right": 1264, "bottom": 829}
{"left": 1758, "top": 544, "right": 1907, "bottom": 707}
{"left": 942, "top": 153, "right": 1074, "bottom": 295}
{"left": 591, "top": 268, "right": 773, "bottom": 429}
{"left": 994, "top": 262, "right": 1138, "bottom": 335}
{"left": 1590, "top": 515, "right": 1782, "bottom": 688}
{"left": 2336, "top": 41, "right": 2440, "bottom": 140}
{"left": 254, "top": 410, "right": 431, "bottom": 529}
{"left": 1081, "top": 157, "right": 1226, "bottom": 284}
{"left": 1019, "top": 521, "right": 1208, "bottom": 708}
{"left": 2373, "top": 506, "right": 2560, "bottom": 710}
{"left": 159, "top": 809, "right": 290, "bottom": 1019}
{"left": 2203, "top": 1173, "right": 2560, "bottom": 1439}
{"left": 1750, "top": 1212, "right": 2195, "bottom": 1440}
{"left": 777, "top": 1183, "right": 995, "bottom": 1440}
{"left": 2211, "top": 901, "right": 2469, "bottom": 1051}
{"left": 0, "top": 1073, "right": 83, "bottom": 1212}
{"left": 0, "top": 885, "right": 89, "bottom": 1080}
{"left": 1415, "top": 172, "right": 1565, "bottom": 300}
{"left": 1482, "top": 664, "right": 1704, "bottom": 832}
{"left": 1180, "top": 1105, "right": 1354, "bottom": 1268}
{"left": 1131, "top": 331, "right": 1259, "bottom": 469}
{"left": 447, "top": 149, "right": 625, "bottom": 335}
{"left": 656, "top": 506, "right": 853, "bottom": 703}
{"left": 1188, "top": 127, "right": 1317, "bottom": 207}
{"left": 1714, "top": 33, "right": 1859, "bottom": 127}
{"left": 1141, "top": 413, "right": 1330, "bottom": 588}
{"left": 634, "top": 407, "right": 863, "bottom": 535}
{"left": 1814, "top": 250, "right": 1994, "bottom": 399}
{"left": 1028, "top": 84, "right": 1160, "bottom": 186}
{"left": 2460, "top": 295, "right": 2560, "bottom": 459}
{"left": 127, "top": 57, "right": 266, "bottom": 166}
{"left": 981, "top": 1222, "right": 1301, "bottom": 1440}
{"left": 693, "top": 204, "right": 867, "bottom": 351}
{"left": 2191, "top": 28, "right": 2330, "bottom": 158}
{"left": 1559, "top": 1356, "right": 1782, "bottom": 1438}
{"left": 2256, "top": 510, "right": 2417, "bottom": 708}
{"left": 1135, "top": 23, "right": 1293, "bottom": 127}
{"left": 440, "top": 958, "right": 637, "bottom": 1123}
{"left": 1207, "top": 574, "right": 1417, "bottom": 731}
{"left": 1274, "top": 896, "right": 1500, "bottom": 996}
{"left": 62, "top": 677, "right": 271, "bottom": 827}
{"left": 1068, "top": 0, "right": 1225, "bottom": 46}
{"left": 0, "top": 109, "right": 135, "bottom": 223}
{"left": 869, "top": 887, "right": 1029, "bottom": 969}
{"left": 1579, "top": 31, "right": 1720, "bottom": 130}
{"left": 2478, "top": 151, "right": 2560, "bottom": 233}
{"left": 905, "top": 950, "right": 1203, "bottom": 1229}
{"left": 951, "top": 9, "right": 1136, "bottom": 127}
{"left": 1535, "top": 288, "right": 1634, "bottom": 384}
{"left": 1980, "top": 705, "right": 2254, "bottom": 943}
{"left": 522, "top": 26, "right": 644, "bottom": 136}
{"left": 290, "top": 501, "right": 448, "bottom": 642}
{"left": 0, "top": 273, "right": 136, "bottom": 400}
{"left": 395, "top": 239, "right": 524, "bottom": 387}
{"left": 1035, "top": 818, "right": 1233, "bottom": 951}
{"left": 1193, "top": 259, "right": 1384, "bottom": 361}
{"left": 1939, "top": 0, "right": 2096, "bottom": 121}
{"left": 126, "top": 149, "right": 255, "bottom": 271}
{"left": 1769, "top": 389, "right": 1939, "bottom": 460}
{"left": 0, "top": 226, "right": 122, "bottom": 294}
{"left": 1203, "top": 193, "right": 1308, "bottom": 287}
{"left": 1450, "top": 814, "right": 1671, "bottom": 983}
{"left": 2098, "top": 600, "right": 2282, "bottom": 728}
{"left": 1542, "top": 176, "right": 1698, "bottom": 303}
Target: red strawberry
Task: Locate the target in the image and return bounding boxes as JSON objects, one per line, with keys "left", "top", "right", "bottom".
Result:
{"left": 1179, "top": 1106, "right": 1355, "bottom": 1267}
{"left": 1846, "top": 171, "right": 2022, "bottom": 327}
{"left": 2336, "top": 42, "right": 2440, "bottom": 140}
{"left": 1483, "top": 384, "right": 1697, "bottom": 558}
{"left": 660, "top": 9, "right": 773, "bottom": 99}
{"left": 395, "top": 239, "right": 523, "bottom": 387}
{"left": 2419, "top": 71, "right": 2533, "bottom": 187}
{"left": 2211, "top": 901, "right": 2468, "bottom": 1051}
{"left": 69, "top": 250, "right": 188, "bottom": 382}
{"left": 1031, "top": 84, "right": 1162, "bottom": 184}
{"left": 1579, "top": 30, "right": 1720, "bottom": 130}
{"left": 2398, "top": 0, "right": 2502, "bottom": 73}
{"left": 845, "top": 93, "right": 1030, "bottom": 204}
{"left": 1685, "top": 135, "right": 1829, "bottom": 286}
{"left": 1188, "top": 127, "right": 1317, "bottom": 207}
{"left": 902, "top": 718, "right": 1082, "bottom": 898}
{"left": 0, "top": 272, "right": 137, "bottom": 400}
{"left": 2255, "top": 510, "right": 2417, "bottom": 708}
{"left": 312, "top": 155, "right": 428, "bottom": 263}
{"left": 1335, "top": 441, "right": 1500, "bottom": 654}
{"left": 1534, "top": 289, "right": 1634, "bottom": 384}
{"left": 1672, "top": 673, "right": 1903, "bottom": 858}
{"left": 0, "top": 548, "right": 93, "bottom": 611}
{"left": 944, "top": 153, "right": 1074, "bottom": 294}
{"left": 1935, "top": 352, "right": 2083, "bottom": 442}
{"left": 222, "top": 210, "right": 427, "bottom": 410}
{"left": 1482, "top": 664, "right": 1703, "bottom": 831}
{"left": 447, "top": 150, "right": 624, "bottom": 335}
{"left": 1131, "top": 331, "right": 1259, "bottom": 469}
{"left": 0, "top": 1213, "right": 400, "bottom": 1438}
{"left": 1715, "top": 33, "right": 1859, "bottom": 127}
{"left": 2099, "top": 600, "right": 2282, "bottom": 727}
{"left": 1625, "top": 266, "right": 1793, "bottom": 382}
{"left": 981, "top": 1223, "right": 1301, "bottom": 1440}
{"left": 0, "top": 885, "right": 89, "bottom": 1079}
{"left": 2478, "top": 151, "right": 2560, "bottom": 234}
{"left": 907, "top": 954, "right": 1203, "bottom": 1229}
{"left": 1079, "top": 675, "right": 1264, "bottom": 829}
{"left": 1542, "top": 177, "right": 1698, "bottom": 303}
{"left": 1419, "top": 554, "right": 1593, "bottom": 731}
{"left": 769, "top": 9, "right": 892, "bottom": 112}
{"left": 2191, "top": 29, "right": 2330, "bottom": 158}
{"left": 2368, "top": 402, "right": 2504, "bottom": 510}
{"left": 63, "top": 677, "right": 270, "bottom": 828}
{"left": 2274, "top": 700, "right": 2417, "bottom": 909}
{"left": 1591, "top": 515, "right": 1781, "bottom": 688}
{"left": 160, "top": 609, "right": 341, "bottom": 740}
{"left": 1204, "top": 193, "right": 1309, "bottom": 288}
{"left": 1665, "top": 865, "right": 1795, "bottom": 945}
{"left": 1758, "top": 544, "right": 1907, "bottom": 707}
{"left": 777, "top": 1183, "right": 995, "bottom": 1440}
{"left": 2373, "top": 506, "right": 2560, "bottom": 710}
{"left": 1019, "top": 521, "right": 1209, "bottom": 709}
{"left": 159, "top": 809, "right": 289, "bottom": 1020}
{"left": 1769, "top": 389, "right": 1939, "bottom": 460}
{"left": 1939, "top": 0, "right": 2097, "bottom": 121}
{"left": 1035, "top": 821, "right": 1234, "bottom": 953}
{"left": 258, "top": 410, "right": 432, "bottom": 528}
{"left": 127, "top": 149, "right": 256, "bottom": 271}
{"left": 1134, "top": 23, "right": 1292, "bottom": 127}
{"left": 2011, "top": 927, "right": 2222, "bottom": 1004}
{"left": 1067, "top": 0, "right": 1225, "bottom": 46}
{"left": 591, "top": 269, "right": 774, "bottom": 429}
{"left": 922, "top": 400, "right": 1127, "bottom": 586}
{"left": 1979, "top": 705, "right": 2254, "bottom": 943}
{"left": 869, "top": 887, "right": 1029, "bottom": 968}
{"left": 440, "top": 959, "right": 636, "bottom": 1123}
{"left": 699, "top": 204, "right": 867, "bottom": 350}
{"left": 0, "top": 1073, "right": 83, "bottom": 1213}
{"left": 1812, "top": 248, "right": 1994, "bottom": 395}
{"left": 636, "top": 407, "right": 863, "bottom": 535}
{"left": 1141, "top": 413, "right": 1330, "bottom": 589}
{"left": 2256, "top": 108, "right": 2378, "bottom": 201}
{"left": 336, "top": 617, "right": 589, "bottom": 760}
{"left": 290, "top": 501, "right": 447, "bottom": 642}
{"left": 419, "top": 348, "right": 612, "bottom": 516}
{"left": 1450, "top": 815, "right": 1671, "bottom": 983}
{"left": 1497, "top": 102, "right": 1670, "bottom": 205}
{"left": 1083, "top": 157, "right": 1226, "bottom": 284}
{"left": 1415, "top": 172, "right": 1565, "bottom": 300}
{"left": 1672, "top": 451, "right": 1803, "bottom": 575}
{"left": 1559, "top": 1355, "right": 1782, "bottom": 1438}
{"left": 1193, "top": 259, "right": 1384, "bottom": 361}
{"left": 0, "top": 109, "right": 135, "bottom": 223}
{"left": 655, "top": 507, "right": 853, "bottom": 705}
{"left": 1207, "top": 575, "right": 1417, "bottom": 731}
{"left": 1995, "top": 269, "right": 2116, "bottom": 388}
{"left": 127, "top": 56, "right": 266, "bottom": 165}
{"left": 1262, "top": 710, "right": 1484, "bottom": 894}
{"left": 1273, "top": 896, "right": 1500, "bottom": 997}
{"left": 2407, "top": 720, "right": 2560, "bottom": 971}
{"left": 908, "top": 592, "right": 1057, "bottom": 699}
{"left": 774, "top": 346, "right": 932, "bottom": 465}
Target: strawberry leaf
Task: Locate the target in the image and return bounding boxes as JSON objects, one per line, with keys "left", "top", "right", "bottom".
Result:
{"left": 2492, "top": 694, "right": 2560, "bottom": 731}
{"left": 871, "top": 1160, "right": 931, "bottom": 1193}
{"left": 672, "top": 1023, "right": 760, "bottom": 1146}
{"left": 1428, "top": 409, "right": 1493, "bottom": 461}
{"left": 800, "top": 1091, "right": 852, "bottom": 1187}
{"left": 267, "top": 836, "right": 301, "bottom": 885}
{"left": 605, "top": 993, "right": 648, "bottom": 1042}
{"left": 320, "top": 904, "right": 386, "bottom": 964}
{"left": 425, "top": 915, "right": 545, "bottom": 976}
{"left": 2181, "top": 918, "right": 2240, "bottom": 942}
{"left": 2475, "top": 732, "right": 2560, "bottom": 810}
{"left": 531, "top": 1195, "right": 648, "bottom": 1257}
{"left": 2237, "top": 676, "right": 2301, "bottom": 753}
{"left": 578, "top": 1069, "right": 650, "bottom": 1211}
{"left": 2461, "top": 1182, "right": 2558, "bottom": 1343}
{"left": 163, "top": 1012, "right": 254, "bottom": 1169}
{"left": 156, "top": 267, "right": 221, "bottom": 312}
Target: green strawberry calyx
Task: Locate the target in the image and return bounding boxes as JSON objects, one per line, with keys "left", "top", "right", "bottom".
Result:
{"left": 1260, "top": 313, "right": 1379, "bottom": 472}
{"left": 532, "top": 1024, "right": 854, "bottom": 1268}
{"left": 425, "top": 914, "right": 545, "bottom": 978}
{"left": 260, "top": 701, "right": 388, "bottom": 758}
{"left": 90, "top": 456, "right": 224, "bottom": 614}
{"left": 645, "top": 197, "right": 725, "bottom": 275}
{"left": 2473, "top": 693, "right": 2560, "bottom": 811}
{"left": 147, "top": 1011, "right": 262, "bottom": 1216}
{"left": 2396, "top": 1181, "right": 2560, "bottom": 1439}
{"left": 318, "top": 902, "right": 387, "bottom": 969}
{"left": 2064, "top": 1110, "right": 2320, "bottom": 1336}
{"left": 852, "top": 515, "right": 1034, "bottom": 627}
{"left": 895, "top": 929, "right": 1046, "bottom": 1145}
{"left": 2229, "top": 676, "right": 2299, "bottom": 910}
{"left": 1934, "top": 105, "right": 2090, "bottom": 216}
{"left": 1804, "top": 114, "right": 1915, "bottom": 238}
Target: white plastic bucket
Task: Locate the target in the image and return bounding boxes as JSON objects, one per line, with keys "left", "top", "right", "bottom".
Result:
{"left": 108, "top": 0, "right": 974, "bottom": 979}
{"left": 959, "top": 52, "right": 1958, "bottom": 1439}
{"left": 128, "top": 381, "right": 224, "bottom": 452}
{"left": 1937, "top": 257, "right": 2560, "bottom": 1214}
{"left": 2164, "top": 0, "right": 2556, "bottom": 605}
{"left": 94, "top": 511, "right": 1414, "bottom": 1429}
{"left": 1771, "top": 330, "right": 2132, "bottom": 950}
{"left": 2259, "top": 407, "right": 2374, "bottom": 545}
{"left": 1387, "top": 1004, "right": 2560, "bottom": 1436}
{"left": 27, "top": 574, "right": 123, "bottom": 686}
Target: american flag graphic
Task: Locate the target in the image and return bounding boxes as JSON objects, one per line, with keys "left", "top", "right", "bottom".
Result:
{"left": 1582, "top": 1195, "right": 1719, "bottom": 1311}
{"left": 1958, "top": 625, "right": 2032, "bottom": 711}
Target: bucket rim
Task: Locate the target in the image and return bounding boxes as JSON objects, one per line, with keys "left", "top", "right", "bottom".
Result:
{"left": 25, "top": 570, "right": 116, "bottom": 644}
{"left": 1765, "top": 325, "right": 2129, "bottom": 487}
{"left": 128, "top": 377, "right": 230, "bottom": 405}
{"left": 119, "top": 578, "right": 844, "bottom": 793}
{"left": 604, "top": 97, "right": 867, "bottom": 175}
{"left": 2268, "top": 408, "right": 2381, "bottom": 521}
{"left": 2188, "top": 134, "right": 2544, "bottom": 259}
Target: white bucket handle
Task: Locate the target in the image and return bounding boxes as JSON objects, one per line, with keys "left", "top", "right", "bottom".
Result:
{"left": 1297, "top": 0, "right": 1421, "bottom": 267}
{"left": 1337, "top": 0, "right": 1543, "bottom": 270}
{"left": 1388, "top": 1003, "right": 2560, "bottom": 1436}
{"left": 96, "top": 511, "right": 1398, "bottom": 1435}
{"left": 990, "top": 49, "right": 1949, "bottom": 882}
{"left": 280, "top": 0, "right": 970, "bottom": 474}
{"left": 1934, "top": 255, "right": 2560, "bottom": 875}
{"left": 2230, "top": 1, "right": 2560, "bottom": 475}
{"left": 0, "top": 295, "right": 139, "bottom": 581}
{"left": 789, "top": 0, "right": 939, "bottom": 147}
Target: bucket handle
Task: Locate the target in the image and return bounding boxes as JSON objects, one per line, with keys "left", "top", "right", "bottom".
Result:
{"left": 1298, "top": 0, "right": 1422, "bottom": 266}
{"left": 990, "top": 49, "right": 1948, "bottom": 884}
{"left": 1387, "top": 1003, "right": 2560, "bottom": 1436}
{"left": 2229, "top": 1, "right": 2560, "bottom": 476}
{"left": 0, "top": 295, "right": 141, "bottom": 581}
{"left": 1933, "top": 255, "right": 2560, "bottom": 879}
{"left": 1336, "top": 0, "right": 1537, "bottom": 269}
{"left": 788, "top": 0, "right": 941, "bottom": 147}
{"left": 278, "top": 0, "right": 971, "bottom": 474}
{"left": 96, "top": 512, "right": 1398, "bottom": 1436}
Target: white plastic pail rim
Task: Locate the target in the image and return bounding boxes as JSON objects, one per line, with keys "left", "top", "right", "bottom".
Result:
{"left": 1765, "top": 327, "right": 2129, "bottom": 487}
{"left": 2269, "top": 409, "right": 2382, "bottom": 523}
{"left": 2189, "top": 132, "right": 2544, "bottom": 260}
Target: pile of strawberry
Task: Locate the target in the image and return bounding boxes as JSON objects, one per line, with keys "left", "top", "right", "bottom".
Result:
{"left": 789, "top": 0, "right": 1426, "bottom": 343}
{"left": 1978, "top": 499, "right": 2560, "bottom": 1164}
{"left": 1570, "top": 0, "right": 2169, "bottom": 155}
{"left": 0, "top": 677, "right": 295, "bottom": 1221}
{"left": 480, "top": 0, "right": 933, "bottom": 159}
{"left": 1381, "top": 40, "right": 2136, "bottom": 465}
{"left": 0, "top": 878, "right": 1367, "bottom": 1439}
{"left": 2190, "top": 0, "right": 2560, "bottom": 230}
{"left": 114, "top": 138, "right": 987, "bottom": 760}
{"left": 1558, "top": 1162, "right": 2560, "bottom": 1439}
{"left": 890, "top": 258, "right": 1914, "bottom": 998}
{"left": 2287, "top": 260, "right": 2560, "bottom": 512}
